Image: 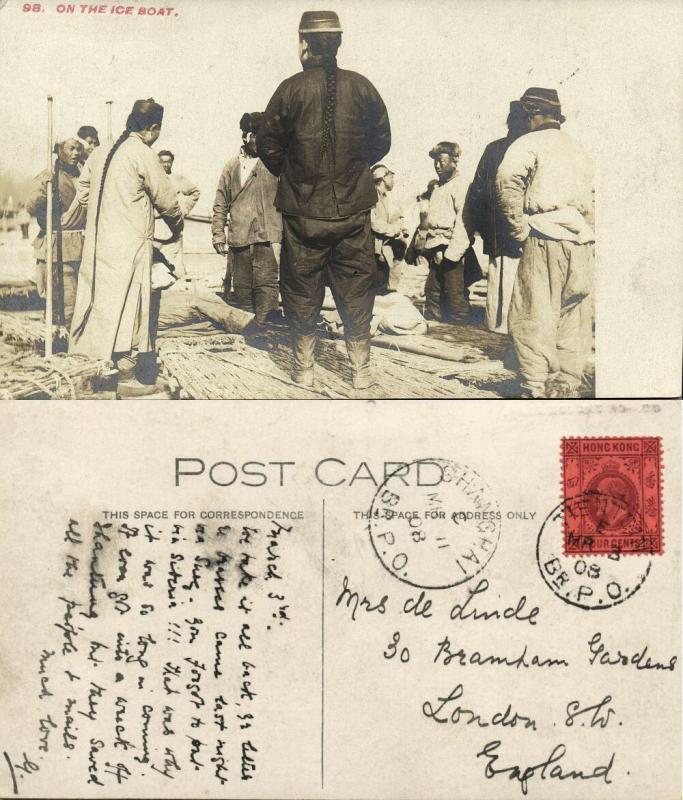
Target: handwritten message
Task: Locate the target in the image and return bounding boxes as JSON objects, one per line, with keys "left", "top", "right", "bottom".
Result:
{"left": 3, "top": 513, "right": 297, "bottom": 794}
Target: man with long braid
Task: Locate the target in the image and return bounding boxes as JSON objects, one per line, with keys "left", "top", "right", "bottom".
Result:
{"left": 69, "top": 98, "right": 183, "bottom": 395}
{"left": 258, "top": 10, "right": 391, "bottom": 389}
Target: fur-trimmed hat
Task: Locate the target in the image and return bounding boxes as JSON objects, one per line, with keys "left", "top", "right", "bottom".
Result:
{"left": 239, "top": 112, "right": 264, "bottom": 134}
{"left": 428, "top": 141, "right": 461, "bottom": 160}
{"left": 520, "top": 87, "right": 566, "bottom": 122}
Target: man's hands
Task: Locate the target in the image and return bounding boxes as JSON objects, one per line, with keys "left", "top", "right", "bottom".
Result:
{"left": 213, "top": 241, "right": 227, "bottom": 256}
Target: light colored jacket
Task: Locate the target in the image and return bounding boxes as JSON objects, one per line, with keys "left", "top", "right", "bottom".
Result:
{"left": 496, "top": 125, "right": 595, "bottom": 243}
{"left": 168, "top": 172, "right": 200, "bottom": 217}
{"left": 424, "top": 173, "right": 471, "bottom": 263}
{"left": 371, "top": 188, "right": 404, "bottom": 256}
{"left": 154, "top": 172, "right": 200, "bottom": 240}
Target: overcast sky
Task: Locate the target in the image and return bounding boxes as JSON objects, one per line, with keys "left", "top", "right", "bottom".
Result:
{"left": 0, "top": 0, "right": 679, "bottom": 216}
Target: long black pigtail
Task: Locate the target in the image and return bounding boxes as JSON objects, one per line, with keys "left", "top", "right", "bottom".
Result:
{"left": 304, "top": 32, "right": 341, "bottom": 159}
{"left": 71, "top": 129, "right": 130, "bottom": 339}
{"left": 320, "top": 52, "right": 338, "bottom": 157}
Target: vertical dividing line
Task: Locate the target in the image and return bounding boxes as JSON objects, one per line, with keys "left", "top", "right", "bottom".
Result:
{"left": 45, "top": 95, "right": 54, "bottom": 359}
{"left": 321, "top": 497, "right": 326, "bottom": 789}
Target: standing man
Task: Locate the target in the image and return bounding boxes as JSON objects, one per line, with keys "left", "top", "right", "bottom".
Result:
{"left": 371, "top": 164, "right": 409, "bottom": 294}
{"left": 496, "top": 87, "right": 595, "bottom": 399}
{"left": 258, "top": 10, "right": 391, "bottom": 389}
{"left": 466, "top": 101, "right": 528, "bottom": 333}
{"left": 211, "top": 112, "right": 281, "bottom": 325}
{"left": 155, "top": 149, "right": 200, "bottom": 279}
{"left": 70, "top": 98, "right": 183, "bottom": 395}
{"left": 76, "top": 125, "right": 100, "bottom": 166}
{"left": 25, "top": 138, "right": 86, "bottom": 328}
{"left": 421, "top": 141, "right": 475, "bottom": 323}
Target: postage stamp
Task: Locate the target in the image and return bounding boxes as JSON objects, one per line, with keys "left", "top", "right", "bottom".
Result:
{"left": 368, "top": 458, "right": 501, "bottom": 590}
{"left": 561, "top": 437, "right": 663, "bottom": 556}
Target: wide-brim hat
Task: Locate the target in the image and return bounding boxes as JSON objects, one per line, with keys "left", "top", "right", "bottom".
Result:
{"left": 299, "top": 10, "right": 342, "bottom": 33}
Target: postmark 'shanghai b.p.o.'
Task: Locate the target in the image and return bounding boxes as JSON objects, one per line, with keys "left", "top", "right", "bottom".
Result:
{"left": 369, "top": 458, "right": 501, "bottom": 590}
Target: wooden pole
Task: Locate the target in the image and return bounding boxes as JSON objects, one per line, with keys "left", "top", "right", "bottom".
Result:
{"left": 45, "top": 95, "right": 54, "bottom": 358}
{"left": 106, "top": 100, "right": 113, "bottom": 144}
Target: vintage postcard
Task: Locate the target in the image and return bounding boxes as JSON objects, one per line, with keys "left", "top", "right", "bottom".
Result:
{"left": 0, "top": 0, "right": 681, "bottom": 399}
{"left": 0, "top": 399, "right": 680, "bottom": 798}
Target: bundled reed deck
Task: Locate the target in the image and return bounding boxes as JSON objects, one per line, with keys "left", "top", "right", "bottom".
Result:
{"left": 0, "top": 284, "right": 37, "bottom": 300}
{"left": 0, "top": 352, "right": 114, "bottom": 399}
{"left": 0, "top": 312, "right": 67, "bottom": 350}
{"left": 158, "top": 333, "right": 499, "bottom": 399}
{"left": 0, "top": 281, "right": 42, "bottom": 312}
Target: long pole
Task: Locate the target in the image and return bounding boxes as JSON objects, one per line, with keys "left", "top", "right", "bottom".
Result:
{"left": 106, "top": 100, "right": 113, "bottom": 144}
{"left": 45, "top": 95, "right": 54, "bottom": 358}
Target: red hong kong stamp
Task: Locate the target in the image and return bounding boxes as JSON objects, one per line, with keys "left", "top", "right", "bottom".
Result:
{"left": 561, "top": 437, "right": 663, "bottom": 556}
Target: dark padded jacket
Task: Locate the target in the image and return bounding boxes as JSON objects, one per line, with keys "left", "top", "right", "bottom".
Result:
{"left": 258, "top": 62, "right": 391, "bottom": 220}
{"left": 465, "top": 136, "right": 521, "bottom": 259}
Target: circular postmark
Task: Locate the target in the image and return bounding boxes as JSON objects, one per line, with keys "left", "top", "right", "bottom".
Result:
{"left": 368, "top": 458, "right": 501, "bottom": 590}
{"left": 536, "top": 494, "right": 652, "bottom": 611}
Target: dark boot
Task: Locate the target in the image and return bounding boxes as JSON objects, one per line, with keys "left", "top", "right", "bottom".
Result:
{"left": 346, "top": 338, "right": 374, "bottom": 389}
{"left": 292, "top": 333, "right": 316, "bottom": 387}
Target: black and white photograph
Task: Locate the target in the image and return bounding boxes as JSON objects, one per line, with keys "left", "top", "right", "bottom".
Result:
{"left": 1, "top": 0, "right": 679, "bottom": 400}
{"left": 0, "top": 3, "right": 681, "bottom": 799}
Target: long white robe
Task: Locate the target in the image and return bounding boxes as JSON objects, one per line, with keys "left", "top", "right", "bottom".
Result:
{"left": 69, "top": 133, "right": 182, "bottom": 359}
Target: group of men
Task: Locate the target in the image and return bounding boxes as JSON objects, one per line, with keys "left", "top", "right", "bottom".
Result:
{"left": 23, "top": 8, "right": 595, "bottom": 399}
{"left": 362, "top": 87, "right": 594, "bottom": 399}
{"left": 24, "top": 112, "right": 203, "bottom": 393}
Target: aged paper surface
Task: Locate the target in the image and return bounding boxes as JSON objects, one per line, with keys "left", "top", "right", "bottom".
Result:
{"left": 0, "top": 0, "right": 681, "bottom": 398}
{"left": 1, "top": 0, "right": 682, "bottom": 796}
{"left": 0, "top": 400, "right": 680, "bottom": 799}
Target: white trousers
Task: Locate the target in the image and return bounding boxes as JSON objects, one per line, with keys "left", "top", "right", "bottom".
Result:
{"left": 485, "top": 254, "right": 520, "bottom": 334}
